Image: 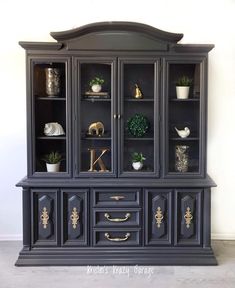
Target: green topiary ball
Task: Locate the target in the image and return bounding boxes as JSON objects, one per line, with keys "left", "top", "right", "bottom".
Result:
{"left": 127, "top": 113, "right": 149, "bottom": 137}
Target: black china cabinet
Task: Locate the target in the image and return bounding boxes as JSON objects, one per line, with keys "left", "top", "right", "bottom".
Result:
{"left": 16, "top": 22, "right": 216, "bottom": 266}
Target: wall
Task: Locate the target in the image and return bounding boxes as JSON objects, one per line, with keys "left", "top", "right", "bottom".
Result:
{"left": 0, "top": 0, "right": 234, "bottom": 240}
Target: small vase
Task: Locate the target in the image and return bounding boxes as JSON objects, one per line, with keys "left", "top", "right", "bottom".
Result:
{"left": 175, "top": 145, "right": 189, "bottom": 172}
{"left": 45, "top": 68, "right": 61, "bottom": 97}
{"left": 91, "top": 84, "right": 102, "bottom": 93}
{"left": 132, "top": 162, "right": 143, "bottom": 171}
{"left": 176, "top": 86, "right": 190, "bottom": 99}
{"left": 46, "top": 162, "right": 60, "bottom": 172}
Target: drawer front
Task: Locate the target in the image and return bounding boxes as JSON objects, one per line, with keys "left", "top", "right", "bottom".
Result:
{"left": 94, "top": 208, "right": 141, "bottom": 227}
{"left": 175, "top": 189, "right": 202, "bottom": 246}
{"left": 145, "top": 189, "right": 172, "bottom": 246}
{"left": 31, "top": 189, "right": 58, "bottom": 247}
{"left": 93, "top": 228, "right": 141, "bottom": 246}
{"left": 93, "top": 188, "right": 140, "bottom": 207}
{"left": 61, "top": 189, "right": 88, "bottom": 246}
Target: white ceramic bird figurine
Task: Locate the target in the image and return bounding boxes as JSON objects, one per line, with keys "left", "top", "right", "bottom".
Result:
{"left": 174, "top": 127, "right": 190, "bottom": 138}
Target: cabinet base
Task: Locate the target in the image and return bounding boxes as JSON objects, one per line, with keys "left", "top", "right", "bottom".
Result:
{"left": 15, "top": 247, "right": 217, "bottom": 266}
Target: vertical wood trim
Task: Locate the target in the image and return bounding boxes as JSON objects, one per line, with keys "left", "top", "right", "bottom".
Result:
{"left": 22, "top": 188, "right": 31, "bottom": 249}
{"left": 203, "top": 188, "right": 211, "bottom": 247}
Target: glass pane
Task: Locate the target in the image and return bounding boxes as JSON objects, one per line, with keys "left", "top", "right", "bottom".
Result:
{"left": 168, "top": 63, "right": 200, "bottom": 173}
{"left": 122, "top": 63, "right": 155, "bottom": 173}
{"left": 33, "top": 62, "right": 67, "bottom": 173}
{"left": 79, "top": 63, "right": 113, "bottom": 174}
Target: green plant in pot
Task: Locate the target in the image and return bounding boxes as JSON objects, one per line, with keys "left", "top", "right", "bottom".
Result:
{"left": 89, "top": 77, "right": 104, "bottom": 93}
{"left": 127, "top": 113, "right": 149, "bottom": 137}
{"left": 132, "top": 152, "right": 146, "bottom": 171}
{"left": 176, "top": 75, "right": 193, "bottom": 99}
{"left": 42, "top": 151, "right": 62, "bottom": 172}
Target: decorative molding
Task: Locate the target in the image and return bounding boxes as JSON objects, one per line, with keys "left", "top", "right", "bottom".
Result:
{"left": 50, "top": 21, "right": 183, "bottom": 43}
{"left": 1, "top": 233, "right": 235, "bottom": 241}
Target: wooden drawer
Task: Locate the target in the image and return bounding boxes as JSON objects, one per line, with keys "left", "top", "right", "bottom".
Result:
{"left": 93, "top": 188, "right": 140, "bottom": 207}
{"left": 93, "top": 228, "right": 141, "bottom": 246}
{"left": 93, "top": 208, "right": 141, "bottom": 227}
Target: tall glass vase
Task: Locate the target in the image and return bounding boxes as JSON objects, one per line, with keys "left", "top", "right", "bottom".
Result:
{"left": 175, "top": 145, "right": 189, "bottom": 172}
{"left": 45, "top": 68, "right": 61, "bottom": 97}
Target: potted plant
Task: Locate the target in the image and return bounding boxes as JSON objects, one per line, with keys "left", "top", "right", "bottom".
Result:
{"left": 42, "top": 151, "right": 62, "bottom": 172}
{"left": 127, "top": 113, "right": 149, "bottom": 137}
{"left": 132, "top": 152, "right": 146, "bottom": 171}
{"left": 176, "top": 76, "right": 192, "bottom": 99}
{"left": 89, "top": 77, "right": 104, "bottom": 93}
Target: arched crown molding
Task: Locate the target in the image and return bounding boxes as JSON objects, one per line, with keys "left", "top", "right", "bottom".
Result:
{"left": 50, "top": 21, "right": 183, "bottom": 44}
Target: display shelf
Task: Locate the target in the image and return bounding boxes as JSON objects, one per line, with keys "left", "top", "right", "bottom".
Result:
{"left": 169, "top": 137, "right": 199, "bottom": 141}
{"left": 125, "top": 137, "right": 154, "bottom": 141}
{"left": 36, "top": 96, "right": 66, "bottom": 101}
{"left": 124, "top": 98, "right": 154, "bottom": 102}
{"left": 170, "top": 98, "right": 200, "bottom": 102}
{"left": 37, "top": 136, "right": 66, "bottom": 140}
{"left": 81, "top": 98, "right": 111, "bottom": 102}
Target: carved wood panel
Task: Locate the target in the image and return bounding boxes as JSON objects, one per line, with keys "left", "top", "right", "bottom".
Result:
{"left": 145, "top": 189, "right": 172, "bottom": 246}
{"left": 38, "top": 195, "right": 54, "bottom": 239}
{"left": 62, "top": 189, "right": 88, "bottom": 246}
{"left": 175, "top": 189, "right": 202, "bottom": 246}
{"left": 32, "top": 189, "right": 57, "bottom": 246}
{"left": 68, "top": 195, "right": 82, "bottom": 240}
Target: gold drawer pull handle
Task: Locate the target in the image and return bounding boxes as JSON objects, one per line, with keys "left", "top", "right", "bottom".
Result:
{"left": 154, "top": 207, "right": 164, "bottom": 228}
{"left": 110, "top": 195, "right": 125, "bottom": 201}
{"left": 104, "top": 232, "right": 130, "bottom": 242}
{"left": 104, "top": 213, "right": 131, "bottom": 222}
{"left": 40, "top": 207, "right": 49, "bottom": 229}
{"left": 184, "top": 207, "right": 193, "bottom": 228}
{"left": 70, "top": 207, "right": 80, "bottom": 229}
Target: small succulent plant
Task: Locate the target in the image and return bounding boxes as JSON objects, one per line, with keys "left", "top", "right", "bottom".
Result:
{"left": 131, "top": 152, "right": 146, "bottom": 163}
{"left": 42, "top": 151, "right": 62, "bottom": 164}
{"left": 176, "top": 76, "right": 192, "bottom": 86}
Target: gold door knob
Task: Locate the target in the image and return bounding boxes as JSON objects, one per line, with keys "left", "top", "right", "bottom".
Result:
{"left": 104, "top": 213, "right": 131, "bottom": 222}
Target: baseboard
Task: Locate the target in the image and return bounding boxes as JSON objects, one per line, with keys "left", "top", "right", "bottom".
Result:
{"left": 0, "top": 234, "right": 22, "bottom": 241}
{"left": 1, "top": 234, "right": 235, "bottom": 241}
{"left": 211, "top": 233, "right": 235, "bottom": 240}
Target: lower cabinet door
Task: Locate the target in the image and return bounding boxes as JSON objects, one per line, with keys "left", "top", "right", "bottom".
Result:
{"left": 145, "top": 189, "right": 172, "bottom": 245}
{"left": 32, "top": 189, "right": 58, "bottom": 246}
{"left": 175, "top": 189, "right": 202, "bottom": 246}
{"left": 62, "top": 189, "right": 88, "bottom": 246}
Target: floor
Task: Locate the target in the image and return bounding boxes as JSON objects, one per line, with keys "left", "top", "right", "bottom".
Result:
{"left": 0, "top": 241, "right": 234, "bottom": 288}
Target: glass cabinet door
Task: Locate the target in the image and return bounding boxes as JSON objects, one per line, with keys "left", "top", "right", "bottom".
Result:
{"left": 75, "top": 58, "right": 116, "bottom": 177}
{"left": 118, "top": 58, "right": 160, "bottom": 177}
{"left": 164, "top": 58, "right": 206, "bottom": 177}
{"left": 31, "top": 58, "right": 71, "bottom": 177}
